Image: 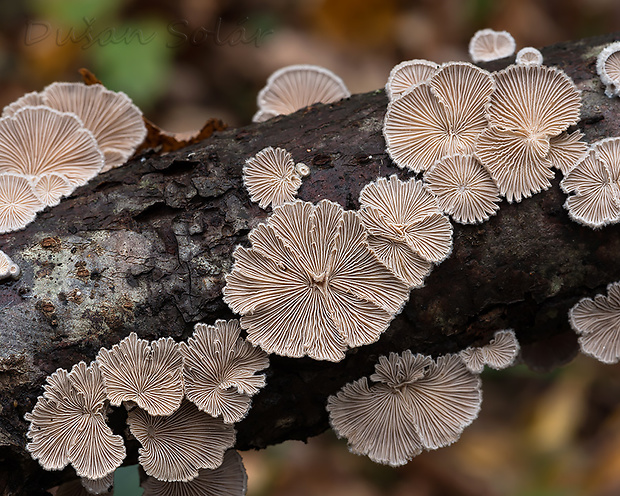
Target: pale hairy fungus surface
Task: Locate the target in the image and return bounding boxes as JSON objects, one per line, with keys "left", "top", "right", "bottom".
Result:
{"left": 253, "top": 65, "right": 350, "bottom": 122}
{"left": 460, "top": 329, "right": 520, "bottom": 373}
{"left": 223, "top": 199, "right": 410, "bottom": 362}
{"left": 424, "top": 154, "right": 501, "bottom": 224}
{"left": 385, "top": 59, "right": 439, "bottom": 100}
{"left": 570, "top": 282, "right": 620, "bottom": 364}
{"left": 0, "top": 249, "right": 20, "bottom": 280}
{"left": 96, "top": 332, "right": 184, "bottom": 416}
{"left": 326, "top": 351, "right": 481, "bottom": 466}
{"left": 127, "top": 400, "right": 236, "bottom": 483}
{"left": 383, "top": 62, "right": 494, "bottom": 173}
{"left": 597, "top": 42, "right": 620, "bottom": 98}
{"left": 180, "top": 319, "right": 269, "bottom": 424}
{"left": 243, "top": 146, "right": 303, "bottom": 209}
{"left": 141, "top": 449, "right": 247, "bottom": 496}
{"left": 516, "top": 47, "right": 544, "bottom": 66}
{"left": 32, "top": 173, "right": 74, "bottom": 207}
{"left": 468, "top": 29, "right": 516, "bottom": 63}
{"left": 0, "top": 173, "right": 45, "bottom": 234}
{"left": 25, "top": 361, "right": 126, "bottom": 480}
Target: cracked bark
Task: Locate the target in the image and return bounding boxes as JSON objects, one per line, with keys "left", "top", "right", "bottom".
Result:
{"left": 1, "top": 32, "right": 620, "bottom": 495}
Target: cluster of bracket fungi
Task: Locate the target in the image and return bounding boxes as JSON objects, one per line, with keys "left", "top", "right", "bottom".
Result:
{"left": 1, "top": 28, "right": 619, "bottom": 494}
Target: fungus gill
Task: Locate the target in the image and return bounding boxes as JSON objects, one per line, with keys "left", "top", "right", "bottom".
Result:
{"left": 0, "top": 174, "right": 45, "bottom": 234}
{"left": 468, "top": 29, "right": 516, "bottom": 63}
{"left": 516, "top": 47, "right": 544, "bottom": 66}
{"left": 459, "top": 330, "right": 520, "bottom": 373}
{"left": 385, "top": 59, "right": 439, "bottom": 100}
{"left": 597, "top": 42, "right": 620, "bottom": 98}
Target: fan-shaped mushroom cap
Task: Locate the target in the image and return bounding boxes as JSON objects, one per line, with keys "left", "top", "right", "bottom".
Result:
{"left": 516, "top": 47, "right": 544, "bottom": 66}
{"left": 547, "top": 131, "right": 587, "bottom": 175}
{"left": 96, "top": 333, "right": 183, "bottom": 416}
{"left": 0, "top": 173, "right": 45, "bottom": 234}
{"left": 81, "top": 473, "right": 114, "bottom": 495}
{"left": 570, "top": 282, "right": 620, "bottom": 364}
{"left": 385, "top": 59, "right": 439, "bottom": 100}
{"left": 1, "top": 91, "right": 44, "bottom": 118}
{"left": 141, "top": 449, "right": 247, "bottom": 496}
{"left": 469, "top": 28, "right": 516, "bottom": 63}
{"left": 560, "top": 138, "right": 620, "bottom": 228}
{"left": 32, "top": 173, "right": 74, "bottom": 207}
{"left": 243, "top": 147, "right": 303, "bottom": 209}
{"left": 180, "top": 319, "right": 269, "bottom": 423}
{"left": 0, "top": 106, "right": 103, "bottom": 186}
{"left": 25, "top": 361, "right": 126, "bottom": 480}
{"left": 253, "top": 65, "right": 350, "bottom": 122}
{"left": 460, "top": 329, "right": 520, "bottom": 373}
{"left": 128, "top": 400, "right": 236, "bottom": 482}
{"left": 425, "top": 154, "right": 501, "bottom": 224}
{"left": 597, "top": 42, "right": 620, "bottom": 98}
{"left": 384, "top": 62, "right": 494, "bottom": 173}
{"left": 327, "top": 351, "right": 481, "bottom": 466}
{"left": 223, "top": 200, "right": 410, "bottom": 361}
{"left": 0, "top": 249, "right": 20, "bottom": 279}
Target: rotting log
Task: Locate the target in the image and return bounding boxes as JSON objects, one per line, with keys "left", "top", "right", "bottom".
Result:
{"left": 1, "top": 32, "right": 620, "bottom": 495}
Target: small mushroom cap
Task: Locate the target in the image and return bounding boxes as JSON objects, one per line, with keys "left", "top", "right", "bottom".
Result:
{"left": 516, "top": 47, "right": 544, "bottom": 66}
{"left": 1, "top": 91, "right": 44, "bottom": 118}
{"left": 570, "top": 282, "right": 620, "bottom": 364}
{"left": 385, "top": 59, "right": 439, "bottom": 100}
{"left": 469, "top": 28, "right": 516, "bottom": 63}
{"left": 483, "top": 329, "right": 520, "bottom": 370}
{"left": 458, "top": 347, "right": 486, "bottom": 374}
{"left": 32, "top": 173, "right": 74, "bottom": 207}
{"left": 243, "top": 147, "right": 302, "bottom": 209}
{"left": 0, "top": 249, "right": 19, "bottom": 279}
{"left": 295, "top": 162, "right": 310, "bottom": 177}
{"left": 0, "top": 173, "right": 45, "bottom": 234}
{"left": 141, "top": 449, "right": 248, "bottom": 496}
{"left": 254, "top": 65, "right": 350, "bottom": 122}
{"left": 128, "top": 400, "right": 236, "bottom": 482}
{"left": 597, "top": 42, "right": 620, "bottom": 98}
{"left": 547, "top": 131, "right": 587, "bottom": 175}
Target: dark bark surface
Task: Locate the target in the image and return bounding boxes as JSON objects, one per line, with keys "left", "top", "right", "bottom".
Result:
{"left": 1, "top": 32, "right": 620, "bottom": 494}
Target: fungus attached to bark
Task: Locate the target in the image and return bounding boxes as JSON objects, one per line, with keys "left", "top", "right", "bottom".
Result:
{"left": 32, "top": 173, "right": 74, "bottom": 207}
{"left": 25, "top": 361, "right": 126, "bottom": 480}
{"left": 597, "top": 42, "right": 620, "bottom": 98}
{"left": 0, "top": 174, "right": 45, "bottom": 234}
{"left": 383, "top": 62, "right": 493, "bottom": 173}
{"left": 569, "top": 282, "right": 620, "bottom": 364}
{"left": 468, "top": 29, "right": 516, "bottom": 63}
{"left": 516, "top": 47, "right": 544, "bottom": 66}
{"left": 385, "top": 59, "right": 439, "bottom": 100}
{"left": 459, "top": 329, "right": 520, "bottom": 373}
{"left": 243, "top": 147, "right": 303, "bottom": 209}
{"left": 253, "top": 65, "right": 350, "bottom": 122}
{"left": 326, "top": 351, "right": 481, "bottom": 466}
{"left": 127, "top": 400, "right": 236, "bottom": 483}
{"left": 0, "top": 249, "right": 20, "bottom": 279}
{"left": 96, "top": 332, "right": 184, "bottom": 416}
{"left": 223, "top": 200, "right": 410, "bottom": 361}
{"left": 424, "top": 154, "right": 501, "bottom": 224}
{"left": 179, "top": 319, "right": 269, "bottom": 423}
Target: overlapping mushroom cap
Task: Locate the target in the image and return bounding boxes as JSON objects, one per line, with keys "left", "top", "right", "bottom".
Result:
{"left": 25, "top": 361, "right": 126, "bottom": 480}
{"left": 385, "top": 59, "right": 439, "bottom": 101}
{"left": 326, "top": 351, "right": 482, "bottom": 466}
{"left": 180, "top": 319, "right": 269, "bottom": 423}
{"left": 561, "top": 137, "right": 620, "bottom": 228}
{"left": 253, "top": 65, "right": 350, "bottom": 122}
{"left": 459, "top": 330, "right": 520, "bottom": 373}
{"left": 597, "top": 42, "right": 620, "bottom": 98}
{"left": 383, "top": 62, "right": 494, "bottom": 173}
{"left": 223, "top": 199, "right": 410, "bottom": 361}
{"left": 468, "top": 29, "right": 516, "bottom": 63}
{"left": 32, "top": 173, "right": 74, "bottom": 207}
{"left": 0, "top": 173, "right": 45, "bottom": 234}
{"left": 569, "top": 282, "right": 620, "bottom": 364}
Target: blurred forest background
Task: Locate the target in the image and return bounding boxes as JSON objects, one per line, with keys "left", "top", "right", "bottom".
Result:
{"left": 2, "top": 0, "right": 620, "bottom": 495}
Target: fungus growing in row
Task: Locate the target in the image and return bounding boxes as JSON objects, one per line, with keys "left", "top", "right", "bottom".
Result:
{"left": 141, "top": 449, "right": 247, "bottom": 496}
{"left": 560, "top": 137, "right": 620, "bottom": 228}
{"left": 0, "top": 249, "right": 20, "bottom": 279}
{"left": 96, "top": 333, "right": 184, "bottom": 416}
{"left": 383, "top": 62, "right": 494, "bottom": 173}
{"left": 0, "top": 174, "right": 44, "bottom": 234}
{"left": 569, "top": 282, "right": 620, "bottom": 364}
{"left": 253, "top": 65, "right": 350, "bottom": 122}
{"left": 180, "top": 319, "right": 269, "bottom": 423}
{"left": 459, "top": 329, "right": 520, "bottom": 373}
{"left": 424, "top": 154, "right": 501, "bottom": 224}
{"left": 385, "top": 59, "right": 439, "bottom": 100}
{"left": 243, "top": 147, "right": 303, "bottom": 209}
{"left": 25, "top": 361, "right": 126, "bottom": 480}
{"left": 597, "top": 42, "right": 620, "bottom": 98}
{"left": 475, "top": 64, "right": 582, "bottom": 202}
{"left": 127, "top": 400, "right": 236, "bottom": 482}
{"left": 468, "top": 29, "right": 516, "bottom": 63}
{"left": 326, "top": 351, "right": 481, "bottom": 466}
{"left": 223, "top": 200, "right": 410, "bottom": 361}
{"left": 515, "top": 47, "right": 544, "bottom": 66}
{"left": 32, "top": 173, "right": 74, "bottom": 207}
{"left": 358, "top": 175, "right": 451, "bottom": 287}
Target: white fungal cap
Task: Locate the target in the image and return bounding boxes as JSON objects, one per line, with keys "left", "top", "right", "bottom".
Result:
{"left": 1, "top": 91, "right": 44, "bottom": 118}
{"left": 516, "top": 47, "right": 544, "bottom": 66}
{"left": 243, "top": 147, "right": 303, "bottom": 209}
{"left": 468, "top": 28, "right": 516, "bottom": 63}
{"left": 32, "top": 173, "right": 74, "bottom": 207}
{"left": 96, "top": 332, "right": 184, "bottom": 416}
{"left": 0, "top": 249, "right": 20, "bottom": 280}
{"left": 127, "top": 400, "right": 236, "bottom": 483}
{"left": 25, "top": 361, "right": 126, "bottom": 480}
{"left": 383, "top": 62, "right": 494, "bottom": 173}
{"left": 252, "top": 109, "right": 279, "bottom": 123}
{"left": 0, "top": 174, "right": 45, "bottom": 234}
{"left": 385, "top": 59, "right": 439, "bottom": 100}
{"left": 560, "top": 138, "right": 620, "bottom": 228}
{"left": 141, "top": 449, "right": 248, "bottom": 496}
{"left": 42, "top": 82, "right": 147, "bottom": 172}
{"left": 81, "top": 472, "right": 114, "bottom": 495}
{"left": 327, "top": 351, "right": 481, "bottom": 466}
{"left": 295, "top": 162, "right": 310, "bottom": 177}
{"left": 425, "top": 154, "right": 501, "bottom": 224}
{"left": 180, "top": 319, "right": 269, "bottom": 424}
{"left": 570, "top": 282, "right": 620, "bottom": 364}
{"left": 597, "top": 42, "right": 620, "bottom": 98}
{"left": 253, "top": 64, "right": 350, "bottom": 122}
{"left": 459, "top": 329, "right": 520, "bottom": 373}
{"left": 547, "top": 131, "right": 587, "bottom": 175}
{"left": 0, "top": 106, "right": 103, "bottom": 186}
{"left": 223, "top": 200, "right": 410, "bottom": 362}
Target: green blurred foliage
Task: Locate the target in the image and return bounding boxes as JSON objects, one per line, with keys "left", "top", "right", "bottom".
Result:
{"left": 114, "top": 465, "right": 143, "bottom": 496}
